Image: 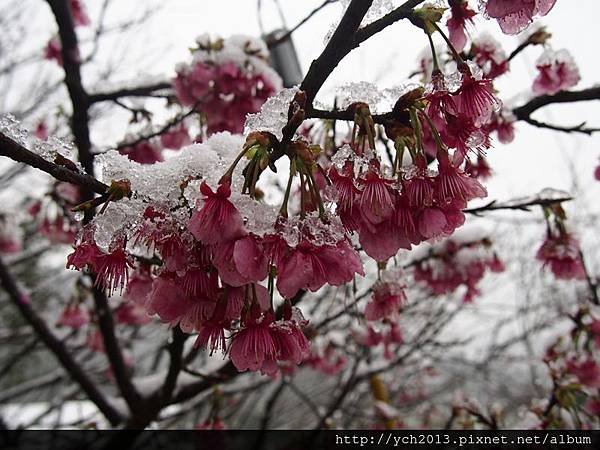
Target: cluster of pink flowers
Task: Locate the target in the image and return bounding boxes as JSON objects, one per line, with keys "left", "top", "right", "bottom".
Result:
{"left": 536, "top": 229, "right": 586, "bottom": 280}
{"left": 27, "top": 182, "right": 81, "bottom": 245}
{"left": 66, "top": 172, "right": 368, "bottom": 375}
{"left": 173, "top": 35, "right": 282, "bottom": 135}
{"left": 414, "top": 237, "right": 504, "bottom": 302}
{"left": 532, "top": 49, "right": 580, "bottom": 95}
{"left": 535, "top": 309, "right": 600, "bottom": 428}
{"left": 480, "top": 0, "right": 557, "bottom": 35}
{"left": 354, "top": 322, "right": 404, "bottom": 360}
{"left": 364, "top": 280, "right": 407, "bottom": 322}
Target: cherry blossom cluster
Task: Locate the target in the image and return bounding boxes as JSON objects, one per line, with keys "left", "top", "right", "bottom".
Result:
{"left": 413, "top": 235, "right": 504, "bottom": 302}
{"left": 525, "top": 307, "right": 600, "bottom": 428}
{"left": 53, "top": 0, "right": 594, "bottom": 383}
{"left": 173, "top": 34, "right": 283, "bottom": 135}
{"left": 536, "top": 204, "right": 586, "bottom": 281}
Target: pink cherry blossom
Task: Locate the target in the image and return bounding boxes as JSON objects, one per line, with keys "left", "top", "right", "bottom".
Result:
{"left": 453, "top": 69, "right": 500, "bottom": 125}
{"left": 434, "top": 152, "right": 488, "bottom": 204}
{"left": 123, "top": 270, "right": 154, "bottom": 306}
{"left": 275, "top": 238, "right": 364, "bottom": 298}
{"left": 357, "top": 170, "right": 395, "bottom": 228}
{"left": 447, "top": 0, "right": 477, "bottom": 53}
{"left": 536, "top": 232, "right": 586, "bottom": 280}
{"left": 213, "top": 235, "right": 269, "bottom": 286}
{"left": 93, "top": 236, "right": 133, "bottom": 296}
{"left": 482, "top": 0, "right": 557, "bottom": 35}
{"left": 532, "top": 49, "right": 580, "bottom": 96}
{"left": 188, "top": 182, "right": 245, "bottom": 245}
{"left": 472, "top": 33, "right": 509, "bottom": 79}
{"left": 66, "top": 227, "right": 103, "bottom": 270}
{"left": 364, "top": 281, "right": 407, "bottom": 322}
{"left": 229, "top": 314, "right": 278, "bottom": 372}
{"left": 271, "top": 320, "right": 310, "bottom": 365}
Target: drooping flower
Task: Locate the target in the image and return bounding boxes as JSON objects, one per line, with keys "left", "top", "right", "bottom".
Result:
{"left": 275, "top": 238, "right": 364, "bottom": 298}
{"left": 357, "top": 170, "right": 395, "bottom": 229}
{"left": 481, "top": 0, "right": 557, "bottom": 35}
{"left": 271, "top": 320, "right": 310, "bottom": 365}
{"left": 471, "top": 32, "right": 510, "bottom": 79}
{"left": 93, "top": 236, "right": 133, "bottom": 296}
{"left": 213, "top": 235, "right": 269, "bottom": 286}
{"left": 230, "top": 313, "right": 278, "bottom": 372}
{"left": 188, "top": 182, "right": 245, "bottom": 245}
{"left": 532, "top": 49, "right": 580, "bottom": 95}
{"left": 447, "top": 0, "right": 477, "bottom": 52}
{"left": 434, "top": 152, "right": 488, "bottom": 204}
{"left": 359, "top": 218, "right": 411, "bottom": 262}
{"left": 66, "top": 227, "right": 102, "bottom": 271}
{"left": 536, "top": 231, "right": 586, "bottom": 280}
{"left": 364, "top": 281, "right": 407, "bottom": 322}
{"left": 452, "top": 68, "right": 500, "bottom": 125}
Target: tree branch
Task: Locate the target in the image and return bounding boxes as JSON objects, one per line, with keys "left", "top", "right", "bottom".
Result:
{"left": 354, "top": 0, "right": 425, "bottom": 45}
{"left": 0, "top": 257, "right": 123, "bottom": 425}
{"left": 46, "top": 0, "right": 94, "bottom": 178}
{"left": 91, "top": 286, "right": 143, "bottom": 415}
{"left": 0, "top": 132, "right": 109, "bottom": 195}
{"left": 89, "top": 82, "right": 172, "bottom": 104}
{"left": 463, "top": 196, "right": 572, "bottom": 215}
{"left": 513, "top": 87, "right": 600, "bottom": 122}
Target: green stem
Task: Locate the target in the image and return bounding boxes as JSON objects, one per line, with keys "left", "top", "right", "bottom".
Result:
{"left": 279, "top": 162, "right": 295, "bottom": 218}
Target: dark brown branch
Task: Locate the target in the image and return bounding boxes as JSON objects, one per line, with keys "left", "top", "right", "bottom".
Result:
{"left": 0, "top": 257, "right": 123, "bottom": 425}
{"left": 299, "top": 0, "right": 375, "bottom": 107}
{"left": 0, "top": 132, "right": 109, "bottom": 195}
{"left": 160, "top": 326, "right": 187, "bottom": 403}
{"left": 354, "top": 0, "right": 425, "bottom": 45}
{"left": 92, "top": 286, "right": 143, "bottom": 414}
{"left": 89, "top": 82, "right": 172, "bottom": 104}
{"left": 114, "top": 101, "right": 203, "bottom": 151}
{"left": 46, "top": 0, "right": 94, "bottom": 178}
{"left": 308, "top": 107, "right": 395, "bottom": 124}
{"left": 517, "top": 116, "right": 600, "bottom": 135}
{"left": 513, "top": 87, "right": 600, "bottom": 120}
{"left": 463, "top": 196, "right": 572, "bottom": 215}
